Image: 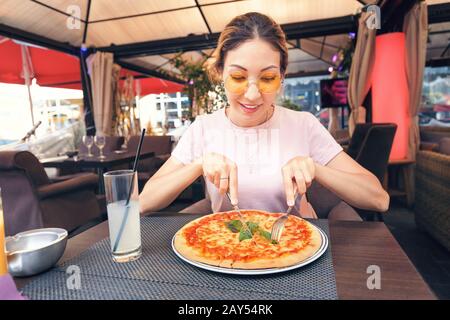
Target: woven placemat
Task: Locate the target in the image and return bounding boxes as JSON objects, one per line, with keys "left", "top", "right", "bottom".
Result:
{"left": 21, "top": 215, "right": 338, "bottom": 300}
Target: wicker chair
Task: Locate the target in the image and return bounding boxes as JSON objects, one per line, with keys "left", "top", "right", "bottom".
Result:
{"left": 414, "top": 149, "right": 450, "bottom": 251}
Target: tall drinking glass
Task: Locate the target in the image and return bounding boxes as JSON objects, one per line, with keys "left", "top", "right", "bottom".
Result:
{"left": 82, "top": 135, "right": 94, "bottom": 157}
{"left": 103, "top": 170, "right": 141, "bottom": 263}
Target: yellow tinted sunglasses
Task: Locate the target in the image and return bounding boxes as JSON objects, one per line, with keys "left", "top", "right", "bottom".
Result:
{"left": 224, "top": 72, "right": 282, "bottom": 95}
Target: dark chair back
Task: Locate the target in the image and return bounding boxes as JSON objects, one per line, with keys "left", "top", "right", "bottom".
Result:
{"left": 346, "top": 123, "right": 372, "bottom": 159}
{"left": 128, "top": 135, "right": 172, "bottom": 172}
{"left": 305, "top": 181, "right": 341, "bottom": 219}
{"left": 127, "top": 135, "right": 172, "bottom": 156}
{"left": 353, "top": 123, "right": 397, "bottom": 182}
{"left": 346, "top": 123, "right": 397, "bottom": 221}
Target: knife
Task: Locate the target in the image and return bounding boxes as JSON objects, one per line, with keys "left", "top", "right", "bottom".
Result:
{"left": 225, "top": 192, "right": 253, "bottom": 237}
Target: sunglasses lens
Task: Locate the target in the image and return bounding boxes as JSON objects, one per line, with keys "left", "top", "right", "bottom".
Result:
{"left": 225, "top": 73, "right": 281, "bottom": 94}
{"left": 225, "top": 75, "right": 248, "bottom": 95}
{"left": 258, "top": 74, "right": 281, "bottom": 94}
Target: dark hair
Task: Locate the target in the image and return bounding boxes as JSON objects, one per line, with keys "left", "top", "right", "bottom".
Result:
{"left": 208, "top": 12, "right": 288, "bottom": 83}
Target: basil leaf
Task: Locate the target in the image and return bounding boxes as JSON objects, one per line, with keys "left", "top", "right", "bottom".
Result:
{"left": 258, "top": 229, "right": 272, "bottom": 241}
{"left": 225, "top": 220, "right": 242, "bottom": 233}
{"left": 226, "top": 220, "right": 276, "bottom": 244}
{"left": 246, "top": 221, "right": 259, "bottom": 234}
{"left": 239, "top": 229, "right": 252, "bottom": 242}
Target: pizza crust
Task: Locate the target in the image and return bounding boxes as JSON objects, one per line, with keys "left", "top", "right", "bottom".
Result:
{"left": 173, "top": 210, "right": 323, "bottom": 270}
{"left": 173, "top": 213, "right": 227, "bottom": 267}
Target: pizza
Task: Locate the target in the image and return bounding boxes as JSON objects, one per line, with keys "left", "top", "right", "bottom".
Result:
{"left": 173, "top": 209, "right": 322, "bottom": 269}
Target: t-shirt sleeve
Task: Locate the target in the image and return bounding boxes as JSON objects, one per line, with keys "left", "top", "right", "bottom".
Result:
{"left": 306, "top": 113, "right": 343, "bottom": 166}
{"left": 171, "top": 117, "right": 204, "bottom": 164}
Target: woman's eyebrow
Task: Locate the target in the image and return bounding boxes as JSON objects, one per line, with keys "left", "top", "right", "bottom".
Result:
{"left": 261, "top": 65, "right": 278, "bottom": 71}
{"left": 229, "top": 64, "right": 279, "bottom": 71}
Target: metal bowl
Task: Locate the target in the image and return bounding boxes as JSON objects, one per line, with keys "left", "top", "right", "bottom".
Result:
{"left": 5, "top": 228, "right": 68, "bottom": 277}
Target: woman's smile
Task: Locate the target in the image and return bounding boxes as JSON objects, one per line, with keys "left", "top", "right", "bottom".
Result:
{"left": 238, "top": 102, "right": 263, "bottom": 114}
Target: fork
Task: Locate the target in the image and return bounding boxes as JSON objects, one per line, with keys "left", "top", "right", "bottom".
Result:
{"left": 270, "top": 187, "right": 299, "bottom": 242}
{"left": 225, "top": 191, "right": 253, "bottom": 237}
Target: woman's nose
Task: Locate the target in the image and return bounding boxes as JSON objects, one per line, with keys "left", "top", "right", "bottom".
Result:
{"left": 244, "top": 82, "right": 262, "bottom": 101}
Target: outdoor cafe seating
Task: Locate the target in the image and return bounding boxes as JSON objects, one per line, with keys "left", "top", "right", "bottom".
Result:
{"left": 0, "top": 0, "right": 449, "bottom": 304}
{"left": 346, "top": 123, "right": 398, "bottom": 220}
{"left": 0, "top": 151, "right": 102, "bottom": 237}
{"left": 415, "top": 126, "right": 450, "bottom": 251}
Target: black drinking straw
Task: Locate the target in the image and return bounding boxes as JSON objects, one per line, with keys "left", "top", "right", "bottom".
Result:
{"left": 112, "top": 128, "right": 146, "bottom": 253}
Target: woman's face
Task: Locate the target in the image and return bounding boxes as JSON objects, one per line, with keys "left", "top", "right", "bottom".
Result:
{"left": 222, "top": 38, "right": 282, "bottom": 127}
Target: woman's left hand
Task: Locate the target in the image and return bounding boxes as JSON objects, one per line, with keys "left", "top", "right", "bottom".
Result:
{"left": 282, "top": 156, "right": 316, "bottom": 206}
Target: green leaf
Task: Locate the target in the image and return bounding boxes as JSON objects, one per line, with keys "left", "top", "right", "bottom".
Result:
{"left": 225, "top": 220, "right": 242, "bottom": 233}
{"left": 246, "top": 222, "right": 259, "bottom": 234}
{"left": 226, "top": 220, "right": 276, "bottom": 244}
{"left": 258, "top": 229, "right": 272, "bottom": 241}
{"left": 239, "top": 229, "right": 252, "bottom": 242}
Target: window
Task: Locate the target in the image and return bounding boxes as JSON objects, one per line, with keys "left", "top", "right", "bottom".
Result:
{"left": 167, "top": 102, "right": 177, "bottom": 110}
{"left": 281, "top": 75, "right": 328, "bottom": 113}
{"left": 280, "top": 75, "right": 331, "bottom": 127}
{"left": 421, "top": 66, "right": 450, "bottom": 124}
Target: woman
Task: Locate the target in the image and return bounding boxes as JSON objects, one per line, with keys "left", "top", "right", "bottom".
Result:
{"left": 139, "top": 12, "right": 389, "bottom": 216}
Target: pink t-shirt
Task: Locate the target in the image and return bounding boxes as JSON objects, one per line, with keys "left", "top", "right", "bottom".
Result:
{"left": 172, "top": 105, "right": 343, "bottom": 213}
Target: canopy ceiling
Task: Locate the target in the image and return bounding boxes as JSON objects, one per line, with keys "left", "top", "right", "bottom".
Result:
{"left": 0, "top": 0, "right": 362, "bottom": 47}
{"left": 0, "top": 0, "right": 449, "bottom": 80}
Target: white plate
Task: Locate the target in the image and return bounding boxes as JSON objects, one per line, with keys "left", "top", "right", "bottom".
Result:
{"left": 171, "top": 224, "right": 329, "bottom": 275}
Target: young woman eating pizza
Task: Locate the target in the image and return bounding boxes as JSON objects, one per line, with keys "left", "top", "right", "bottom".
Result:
{"left": 139, "top": 12, "right": 389, "bottom": 218}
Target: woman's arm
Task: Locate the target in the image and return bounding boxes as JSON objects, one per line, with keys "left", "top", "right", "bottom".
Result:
{"left": 315, "top": 151, "right": 389, "bottom": 212}
{"left": 139, "top": 156, "right": 203, "bottom": 213}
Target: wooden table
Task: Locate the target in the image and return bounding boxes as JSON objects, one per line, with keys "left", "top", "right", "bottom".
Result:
{"left": 15, "top": 213, "right": 435, "bottom": 300}
{"left": 42, "top": 151, "right": 154, "bottom": 192}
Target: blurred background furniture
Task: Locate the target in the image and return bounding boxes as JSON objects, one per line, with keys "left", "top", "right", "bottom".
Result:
{"left": 127, "top": 135, "right": 173, "bottom": 191}
{"left": 59, "top": 136, "right": 125, "bottom": 177}
{"left": 42, "top": 150, "right": 154, "bottom": 194}
{"left": 345, "top": 123, "right": 397, "bottom": 220}
{"left": 0, "top": 151, "right": 104, "bottom": 237}
{"left": 78, "top": 136, "right": 125, "bottom": 157}
{"left": 386, "top": 159, "right": 415, "bottom": 208}
{"left": 414, "top": 126, "right": 450, "bottom": 251}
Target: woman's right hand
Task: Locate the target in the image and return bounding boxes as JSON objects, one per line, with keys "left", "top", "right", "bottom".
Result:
{"left": 196, "top": 152, "right": 238, "bottom": 204}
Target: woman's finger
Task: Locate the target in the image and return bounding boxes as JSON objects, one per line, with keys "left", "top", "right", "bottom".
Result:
{"left": 213, "top": 171, "right": 221, "bottom": 189}
{"left": 203, "top": 169, "right": 214, "bottom": 186}
{"left": 293, "top": 168, "right": 307, "bottom": 195}
{"left": 218, "top": 166, "right": 229, "bottom": 195}
{"left": 299, "top": 161, "right": 312, "bottom": 188}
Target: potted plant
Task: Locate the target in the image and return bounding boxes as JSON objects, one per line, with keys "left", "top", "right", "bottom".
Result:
{"left": 171, "top": 55, "right": 227, "bottom": 118}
